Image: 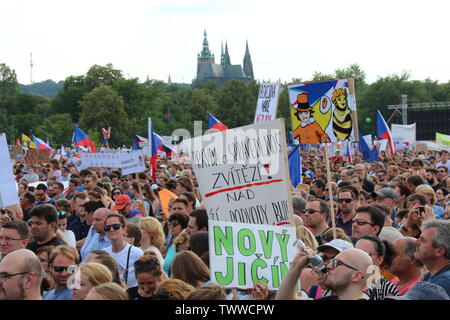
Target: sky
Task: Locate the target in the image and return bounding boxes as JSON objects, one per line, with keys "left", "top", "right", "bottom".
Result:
{"left": 1, "top": 0, "right": 449, "bottom": 86}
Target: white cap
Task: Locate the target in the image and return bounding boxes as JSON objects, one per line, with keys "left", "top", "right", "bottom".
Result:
{"left": 317, "top": 239, "right": 353, "bottom": 253}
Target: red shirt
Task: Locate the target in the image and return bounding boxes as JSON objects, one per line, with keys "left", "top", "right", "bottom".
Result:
{"left": 390, "top": 275, "right": 424, "bottom": 296}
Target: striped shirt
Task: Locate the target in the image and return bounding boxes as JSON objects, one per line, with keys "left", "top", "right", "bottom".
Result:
{"left": 366, "top": 278, "right": 399, "bottom": 300}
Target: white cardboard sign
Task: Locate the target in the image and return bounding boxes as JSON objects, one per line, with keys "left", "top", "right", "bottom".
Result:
{"left": 254, "top": 83, "right": 280, "bottom": 123}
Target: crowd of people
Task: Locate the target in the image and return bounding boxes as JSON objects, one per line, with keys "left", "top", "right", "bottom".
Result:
{"left": 1, "top": 146, "right": 450, "bottom": 300}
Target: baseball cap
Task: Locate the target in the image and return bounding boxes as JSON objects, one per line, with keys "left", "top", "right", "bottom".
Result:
{"left": 372, "top": 187, "right": 397, "bottom": 200}
{"left": 112, "top": 194, "right": 131, "bottom": 210}
{"left": 317, "top": 239, "right": 353, "bottom": 253}
{"left": 385, "top": 282, "right": 450, "bottom": 300}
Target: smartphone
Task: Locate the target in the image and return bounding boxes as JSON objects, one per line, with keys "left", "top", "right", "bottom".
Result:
{"left": 418, "top": 206, "right": 425, "bottom": 216}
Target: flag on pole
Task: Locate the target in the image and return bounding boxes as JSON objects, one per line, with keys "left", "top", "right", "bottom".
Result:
{"left": 150, "top": 121, "right": 158, "bottom": 181}
{"left": 32, "top": 136, "right": 52, "bottom": 150}
{"left": 208, "top": 113, "right": 228, "bottom": 131}
{"left": 132, "top": 135, "right": 147, "bottom": 150}
{"left": 288, "top": 145, "right": 302, "bottom": 188}
{"left": 376, "top": 110, "right": 395, "bottom": 157}
{"left": 73, "top": 125, "right": 96, "bottom": 153}
{"left": 22, "top": 133, "right": 36, "bottom": 149}
{"left": 359, "top": 132, "right": 378, "bottom": 162}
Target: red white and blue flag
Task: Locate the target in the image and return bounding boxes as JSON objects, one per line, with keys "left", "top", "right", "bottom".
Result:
{"left": 32, "top": 136, "right": 52, "bottom": 150}
{"left": 376, "top": 110, "right": 395, "bottom": 157}
{"left": 208, "top": 113, "right": 228, "bottom": 131}
{"left": 73, "top": 125, "right": 96, "bottom": 153}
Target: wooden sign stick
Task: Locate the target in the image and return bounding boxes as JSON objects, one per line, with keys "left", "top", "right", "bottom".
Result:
{"left": 324, "top": 143, "right": 337, "bottom": 239}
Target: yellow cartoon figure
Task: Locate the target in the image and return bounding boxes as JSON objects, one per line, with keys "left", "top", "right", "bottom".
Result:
{"left": 331, "top": 88, "right": 353, "bottom": 141}
{"left": 293, "top": 93, "right": 330, "bottom": 144}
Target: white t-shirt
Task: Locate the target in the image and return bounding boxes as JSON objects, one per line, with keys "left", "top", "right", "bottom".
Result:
{"left": 105, "top": 243, "right": 144, "bottom": 288}
{"left": 141, "top": 245, "right": 165, "bottom": 269}
{"left": 62, "top": 230, "right": 76, "bottom": 248}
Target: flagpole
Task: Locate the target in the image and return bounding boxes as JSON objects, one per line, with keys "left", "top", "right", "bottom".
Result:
{"left": 324, "top": 143, "right": 337, "bottom": 240}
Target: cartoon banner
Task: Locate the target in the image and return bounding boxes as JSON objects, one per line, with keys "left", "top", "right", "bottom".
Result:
{"left": 208, "top": 220, "right": 296, "bottom": 290}
{"left": 254, "top": 83, "right": 280, "bottom": 123}
{"left": 288, "top": 78, "right": 358, "bottom": 144}
{"left": 183, "top": 119, "right": 294, "bottom": 226}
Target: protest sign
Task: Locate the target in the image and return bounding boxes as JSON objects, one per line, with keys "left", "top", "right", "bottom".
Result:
{"left": 288, "top": 78, "right": 358, "bottom": 144}
{"left": 254, "top": 83, "right": 280, "bottom": 123}
{"left": 8, "top": 145, "right": 23, "bottom": 161}
{"left": 0, "top": 134, "right": 19, "bottom": 207}
{"left": 391, "top": 123, "right": 416, "bottom": 143}
{"left": 24, "top": 149, "right": 51, "bottom": 165}
{"left": 121, "top": 150, "right": 146, "bottom": 175}
{"left": 208, "top": 220, "right": 296, "bottom": 290}
{"left": 79, "top": 152, "right": 122, "bottom": 170}
{"left": 436, "top": 132, "right": 450, "bottom": 146}
{"left": 183, "top": 119, "right": 294, "bottom": 226}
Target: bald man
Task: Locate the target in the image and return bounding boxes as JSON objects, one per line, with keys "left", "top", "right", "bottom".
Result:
{"left": 0, "top": 249, "right": 44, "bottom": 300}
{"left": 80, "top": 208, "right": 111, "bottom": 261}
{"left": 322, "top": 248, "right": 373, "bottom": 300}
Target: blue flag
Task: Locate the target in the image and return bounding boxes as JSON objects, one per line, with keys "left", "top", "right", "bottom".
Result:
{"left": 288, "top": 145, "right": 302, "bottom": 188}
{"left": 358, "top": 132, "right": 378, "bottom": 162}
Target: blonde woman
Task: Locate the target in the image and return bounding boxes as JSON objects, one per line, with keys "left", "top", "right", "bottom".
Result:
{"left": 71, "top": 262, "right": 113, "bottom": 300}
{"left": 415, "top": 184, "right": 445, "bottom": 219}
{"left": 153, "top": 279, "right": 195, "bottom": 300}
{"left": 138, "top": 216, "right": 166, "bottom": 268}
{"left": 86, "top": 282, "right": 128, "bottom": 300}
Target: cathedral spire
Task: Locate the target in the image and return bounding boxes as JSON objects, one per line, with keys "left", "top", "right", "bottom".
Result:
{"left": 243, "top": 40, "right": 254, "bottom": 79}
{"left": 200, "top": 29, "right": 213, "bottom": 59}
{"left": 223, "top": 41, "right": 231, "bottom": 65}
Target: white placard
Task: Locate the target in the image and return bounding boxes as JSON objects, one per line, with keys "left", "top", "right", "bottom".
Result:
{"left": 0, "top": 133, "right": 19, "bottom": 207}
{"left": 80, "top": 152, "right": 122, "bottom": 169}
{"left": 183, "top": 119, "right": 293, "bottom": 226}
{"left": 208, "top": 220, "right": 296, "bottom": 290}
{"left": 121, "top": 150, "right": 146, "bottom": 175}
{"left": 391, "top": 123, "right": 416, "bottom": 142}
{"left": 254, "top": 83, "right": 280, "bottom": 123}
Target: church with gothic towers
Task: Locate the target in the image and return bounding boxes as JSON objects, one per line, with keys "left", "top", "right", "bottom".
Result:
{"left": 194, "top": 30, "right": 254, "bottom": 86}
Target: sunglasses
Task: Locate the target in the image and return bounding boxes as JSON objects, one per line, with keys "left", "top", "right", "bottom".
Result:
{"left": 352, "top": 218, "right": 375, "bottom": 226}
{"left": 113, "top": 192, "right": 121, "bottom": 196}
{"left": 121, "top": 179, "right": 130, "bottom": 182}
{"left": 134, "top": 259, "right": 158, "bottom": 270}
{"left": 52, "top": 265, "right": 77, "bottom": 273}
{"left": 168, "top": 221, "right": 180, "bottom": 227}
{"left": 328, "top": 258, "right": 360, "bottom": 273}
{"left": 305, "top": 209, "right": 320, "bottom": 214}
{"left": 104, "top": 223, "right": 122, "bottom": 232}
{"left": 153, "top": 290, "right": 172, "bottom": 299}
{"left": 337, "top": 198, "right": 353, "bottom": 204}
{"left": 57, "top": 211, "right": 67, "bottom": 218}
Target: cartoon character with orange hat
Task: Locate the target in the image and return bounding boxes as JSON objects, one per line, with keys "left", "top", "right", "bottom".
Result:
{"left": 293, "top": 92, "right": 330, "bottom": 144}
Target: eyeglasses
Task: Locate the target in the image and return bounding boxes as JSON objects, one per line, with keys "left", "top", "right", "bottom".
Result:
{"left": 104, "top": 223, "right": 122, "bottom": 232}
{"left": 52, "top": 265, "right": 77, "bottom": 273}
{"left": 0, "top": 272, "right": 30, "bottom": 281}
{"left": 113, "top": 192, "right": 121, "bottom": 196}
{"left": 121, "top": 179, "right": 130, "bottom": 182}
{"left": 337, "top": 198, "right": 353, "bottom": 204}
{"left": 0, "top": 236, "right": 24, "bottom": 242}
{"left": 134, "top": 259, "right": 158, "bottom": 270}
{"left": 328, "top": 258, "right": 360, "bottom": 272}
{"left": 352, "top": 218, "right": 375, "bottom": 226}
{"left": 304, "top": 208, "right": 320, "bottom": 214}
{"left": 168, "top": 221, "right": 180, "bottom": 227}
{"left": 57, "top": 211, "right": 67, "bottom": 218}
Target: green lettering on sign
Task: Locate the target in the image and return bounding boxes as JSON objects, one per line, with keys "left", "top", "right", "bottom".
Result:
{"left": 258, "top": 230, "right": 274, "bottom": 259}
{"left": 251, "top": 259, "right": 268, "bottom": 284}
{"left": 275, "top": 231, "right": 290, "bottom": 261}
{"left": 237, "top": 228, "right": 256, "bottom": 256}
{"left": 238, "top": 262, "right": 246, "bottom": 286}
{"left": 214, "top": 226, "right": 234, "bottom": 255}
{"left": 215, "top": 257, "right": 234, "bottom": 285}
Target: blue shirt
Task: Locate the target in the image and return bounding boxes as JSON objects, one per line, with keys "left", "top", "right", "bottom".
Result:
{"left": 36, "top": 199, "right": 55, "bottom": 206}
{"left": 43, "top": 287, "right": 72, "bottom": 300}
{"left": 68, "top": 216, "right": 90, "bottom": 241}
{"left": 422, "top": 264, "right": 450, "bottom": 296}
{"left": 80, "top": 226, "right": 111, "bottom": 261}
{"left": 433, "top": 205, "right": 446, "bottom": 219}
{"left": 163, "top": 244, "right": 177, "bottom": 277}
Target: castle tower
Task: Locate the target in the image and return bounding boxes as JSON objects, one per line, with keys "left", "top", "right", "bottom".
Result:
{"left": 197, "top": 30, "right": 215, "bottom": 78}
{"left": 243, "top": 40, "right": 254, "bottom": 79}
{"left": 223, "top": 41, "right": 231, "bottom": 66}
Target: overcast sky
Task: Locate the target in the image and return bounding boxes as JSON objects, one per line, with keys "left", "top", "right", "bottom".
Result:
{"left": 1, "top": 0, "right": 449, "bottom": 86}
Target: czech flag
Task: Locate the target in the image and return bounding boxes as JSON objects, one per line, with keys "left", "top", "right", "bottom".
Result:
{"left": 153, "top": 132, "right": 173, "bottom": 157}
{"left": 73, "top": 125, "right": 96, "bottom": 153}
{"left": 32, "top": 135, "right": 52, "bottom": 150}
{"left": 132, "top": 135, "right": 147, "bottom": 150}
{"left": 208, "top": 113, "right": 228, "bottom": 131}
{"left": 376, "top": 110, "right": 395, "bottom": 157}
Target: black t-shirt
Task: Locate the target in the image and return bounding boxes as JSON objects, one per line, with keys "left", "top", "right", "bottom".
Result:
{"left": 126, "top": 287, "right": 155, "bottom": 300}
{"left": 26, "top": 236, "right": 67, "bottom": 254}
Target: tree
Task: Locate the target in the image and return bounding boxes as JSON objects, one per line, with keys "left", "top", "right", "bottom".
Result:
{"left": 35, "top": 114, "right": 73, "bottom": 147}
{"left": 85, "top": 63, "right": 124, "bottom": 91}
{"left": 79, "top": 85, "right": 129, "bottom": 147}
{"left": 50, "top": 75, "right": 87, "bottom": 122}
{"left": 0, "top": 63, "right": 19, "bottom": 95}
{"left": 188, "top": 89, "right": 219, "bottom": 129}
